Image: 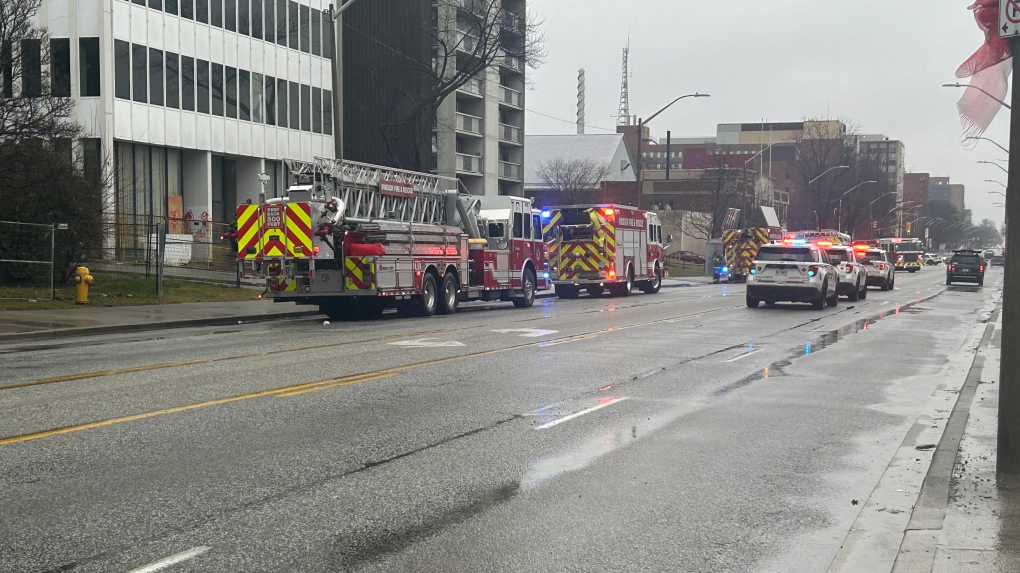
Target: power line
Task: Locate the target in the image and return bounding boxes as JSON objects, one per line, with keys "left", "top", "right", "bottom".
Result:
{"left": 526, "top": 107, "right": 612, "bottom": 131}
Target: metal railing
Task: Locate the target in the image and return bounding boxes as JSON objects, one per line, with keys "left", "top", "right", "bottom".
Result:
{"left": 499, "top": 85, "right": 522, "bottom": 107}
{"left": 0, "top": 221, "right": 55, "bottom": 300}
{"left": 458, "top": 77, "right": 484, "bottom": 96}
{"left": 499, "top": 123, "right": 522, "bottom": 144}
{"left": 457, "top": 153, "right": 483, "bottom": 174}
{"left": 456, "top": 112, "right": 484, "bottom": 135}
{"left": 499, "top": 161, "right": 521, "bottom": 180}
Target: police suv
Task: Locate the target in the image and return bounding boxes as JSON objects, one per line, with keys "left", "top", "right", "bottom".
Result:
{"left": 746, "top": 242, "right": 839, "bottom": 310}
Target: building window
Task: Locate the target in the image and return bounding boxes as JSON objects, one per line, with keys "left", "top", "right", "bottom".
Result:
{"left": 239, "top": 69, "right": 250, "bottom": 120}
{"left": 165, "top": 52, "right": 179, "bottom": 109}
{"left": 182, "top": 0, "right": 194, "bottom": 19}
{"left": 181, "top": 55, "right": 195, "bottom": 110}
{"left": 312, "top": 86, "right": 321, "bottom": 133}
{"left": 225, "top": 0, "right": 236, "bottom": 32}
{"left": 300, "top": 83, "right": 310, "bottom": 130}
{"left": 21, "top": 39, "right": 42, "bottom": 97}
{"left": 114, "top": 39, "right": 130, "bottom": 99}
{"left": 238, "top": 0, "right": 249, "bottom": 35}
{"left": 322, "top": 17, "right": 331, "bottom": 58}
{"left": 251, "top": 0, "right": 262, "bottom": 38}
{"left": 299, "top": 4, "right": 310, "bottom": 53}
{"left": 149, "top": 0, "right": 162, "bottom": 9}
{"left": 311, "top": 9, "right": 321, "bottom": 56}
{"left": 264, "top": 74, "right": 275, "bottom": 125}
{"left": 225, "top": 66, "right": 237, "bottom": 118}
{"left": 83, "top": 138, "right": 102, "bottom": 184}
{"left": 166, "top": 0, "right": 178, "bottom": 14}
{"left": 50, "top": 39, "right": 71, "bottom": 97}
{"left": 197, "top": 0, "right": 209, "bottom": 24}
{"left": 288, "top": 1, "right": 299, "bottom": 50}
{"left": 276, "top": 0, "right": 287, "bottom": 46}
{"left": 196, "top": 59, "right": 209, "bottom": 113}
{"left": 211, "top": 62, "right": 224, "bottom": 115}
{"left": 323, "top": 89, "right": 332, "bottom": 135}
{"left": 132, "top": 0, "right": 144, "bottom": 5}
{"left": 131, "top": 43, "right": 146, "bottom": 103}
{"left": 2, "top": 42, "right": 12, "bottom": 98}
{"left": 211, "top": 0, "right": 223, "bottom": 27}
{"left": 79, "top": 38, "right": 101, "bottom": 97}
{"left": 149, "top": 48, "right": 163, "bottom": 106}
{"left": 263, "top": 0, "right": 273, "bottom": 42}
{"left": 277, "top": 77, "right": 287, "bottom": 127}
{"left": 289, "top": 81, "right": 299, "bottom": 131}
{"left": 251, "top": 72, "right": 262, "bottom": 122}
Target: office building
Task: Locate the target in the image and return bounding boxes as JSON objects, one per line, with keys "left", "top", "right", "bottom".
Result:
{"left": 25, "top": 0, "right": 335, "bottom": 234}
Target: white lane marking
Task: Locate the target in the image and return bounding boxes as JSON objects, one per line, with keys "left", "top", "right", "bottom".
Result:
{"left": 491, "top": 328, "right": 559, "bottom": 338}
{"left": 387, "top": 338, "right": 466, "bottom": 348}
{"left": 534, "top": 397, "right": 630, "bottom": 430}
{"left": 725, "top": 349, "right": 760, "bottom": 363}
{"left": 125, "top": 547, "right": 211, "bottom": 573}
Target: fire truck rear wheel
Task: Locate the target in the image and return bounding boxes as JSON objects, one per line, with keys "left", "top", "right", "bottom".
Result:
{"left": 438, "top": 273, "right": 460, "bottom": 315}
{"left": 586, "top": 286, "right": 605, "bottom": 297}
{"left": 415, "top": 273, "right": 439, "bottom": 317}
{"left": 641, "top": 265, "right": 662, "bottom": 294}
{"left": 513, "top": 269, "right": 536, "bottom": 308}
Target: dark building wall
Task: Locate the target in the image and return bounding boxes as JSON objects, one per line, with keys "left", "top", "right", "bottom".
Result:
{"left": 904, "top": 173, "right": 929, "bottom": 208}
{"left": 342, "top": 0, "right": 432, "bottom": 170}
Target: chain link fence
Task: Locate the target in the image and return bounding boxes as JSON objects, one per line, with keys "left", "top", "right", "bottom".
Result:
{"left": 0, "top": 221, "right": 56, "bottom": 300}
{"left": 0, "top": 218, "right": 246, "bottom": 299}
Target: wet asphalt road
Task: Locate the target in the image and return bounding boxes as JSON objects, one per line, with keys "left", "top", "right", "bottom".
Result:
{"left": 0, "top": 268, "right": 1002, "bottom": 573}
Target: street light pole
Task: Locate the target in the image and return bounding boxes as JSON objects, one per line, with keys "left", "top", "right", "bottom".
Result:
{"left": 836, "top": 180, "right": 877, "bottom": 235}
{"left": 635, "top": 93, "right": 710, "bottom": 204}
{"left": 943, "top": 82, "right": 1013, "bottom": 110}
{"left": 979, "top": 160, "right": 1009, "bottom": 175}
{"left": 1000, "top": 35, "right": 1020, "bottom": 477}
{"left": 966, "top": 136, "right": 1011, "bottom": 155}
{"left": 807, "top": 165, "right": 849, "bottom": 230}
{"left": 325, "top": 0, "right": 364, "bottom": 160}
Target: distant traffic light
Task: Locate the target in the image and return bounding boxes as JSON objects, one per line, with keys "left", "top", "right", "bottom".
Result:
{"left": 906, "top": 222, "right": 913, "bottom": 235}
{"left": 872, "top": 220, "right": 877, "bottom": 230}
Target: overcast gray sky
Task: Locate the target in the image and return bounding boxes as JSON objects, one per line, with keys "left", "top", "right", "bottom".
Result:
{"left": 525, "top": 0, "right": 1009, "bottom": 230}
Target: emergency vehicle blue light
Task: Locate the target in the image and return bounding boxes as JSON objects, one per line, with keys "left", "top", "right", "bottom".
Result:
{"left": 541, "top": 210, "right": 551, "bottom": 219}
{"left": 794, "top": 239, "right": 807, "bottom": 245}
{"left": 543, "top": 272, "right": 550, "bottom": 279}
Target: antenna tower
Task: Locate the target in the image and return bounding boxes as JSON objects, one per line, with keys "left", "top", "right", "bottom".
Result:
{"left": 616, "top": 39, "right": 632, "bottom": 126}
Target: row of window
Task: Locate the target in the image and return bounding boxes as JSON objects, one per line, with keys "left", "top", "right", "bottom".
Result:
{"left": 124, "top": 0, "right": 332, "bottom": 59}
{"left": 114, "top": 41, "right": 333, "bottom": 134}
{"left": 2, "top": 38, "right": 109, "bottom": 98}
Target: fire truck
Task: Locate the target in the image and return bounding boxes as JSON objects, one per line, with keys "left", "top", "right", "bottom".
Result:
{"left": 880, "top": 237, "right": 925, "bottom": 272}
{"left": 541, "top": 204, "right": 669, "bottom": 298}
{"left": 231, "top": 158, "right": 548, "bottom": 320}
{"left": 721, "top": 226, "right": 785, "bottom": 282}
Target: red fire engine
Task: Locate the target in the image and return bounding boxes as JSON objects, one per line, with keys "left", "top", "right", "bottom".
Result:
{"left": 232, "top": 158, "right": 548, "bottom": 320}
{"left": 541, "top": 204, "right": 669, "bottom": 298}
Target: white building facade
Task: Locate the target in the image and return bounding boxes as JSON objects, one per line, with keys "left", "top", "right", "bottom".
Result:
{"left": 35, "top": 0, "right": 334, "bottom": 232}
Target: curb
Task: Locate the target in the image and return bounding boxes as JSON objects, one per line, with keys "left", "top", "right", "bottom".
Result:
{"left": 0, "top": 311, "right": 322, "bottom": 344}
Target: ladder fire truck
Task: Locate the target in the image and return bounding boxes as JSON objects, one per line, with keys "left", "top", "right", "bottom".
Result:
{"left": 232, "top": 158, "right": 548, "bottom": 320}
{"left": 541, "top": 204, "right": 669, "bottom": 298}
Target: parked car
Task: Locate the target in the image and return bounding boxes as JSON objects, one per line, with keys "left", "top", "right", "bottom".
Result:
{"left": 745, "top": 243, "right": 838, "bottom": 310}
{"left": 923, "top": 253, "right": 942, "bottom": 266}
{"left": 991, "top": 254, "right": 1006, "bottom": 267}
{"left": 857, "top": 248, "right": 896, "bottom": 291}
{"left": 674, "top": 251, "right": 706, "bottom": 264}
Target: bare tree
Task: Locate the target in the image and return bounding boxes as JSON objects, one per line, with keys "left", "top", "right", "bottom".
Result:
{"left": 536, "top": 158, "right": 612, "bottom": 205}
{"left": 343, "top": 0, "right": 546, "bottom": 170}
{"left": 1, "top": 0, "right": 111, "bottom": 284}
{"left": 667, "top": 151, "right": 764, "bottom": 240}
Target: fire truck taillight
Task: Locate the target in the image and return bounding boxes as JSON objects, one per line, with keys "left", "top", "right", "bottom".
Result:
{"left": 608, "top": 270, "right": 616, "bottom": 279}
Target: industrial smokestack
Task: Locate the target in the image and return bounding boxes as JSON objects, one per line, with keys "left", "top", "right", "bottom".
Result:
{"left": 577, "top": 68, "right": 586, "bottom": 135}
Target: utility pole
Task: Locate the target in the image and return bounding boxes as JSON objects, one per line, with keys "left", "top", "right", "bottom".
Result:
{"left": 1000, "top": 33, "right": 1020, "bottom": 476}
{"left": 325, "top": 0, "right": 363, "bottom": 160}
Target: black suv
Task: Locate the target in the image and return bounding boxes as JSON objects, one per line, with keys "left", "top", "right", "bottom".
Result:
{"left": 946, "top": 250, "right": 986, "bottom": 286}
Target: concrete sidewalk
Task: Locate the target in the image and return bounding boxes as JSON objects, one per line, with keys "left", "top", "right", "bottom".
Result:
{"left": 892, "top": 306, "right": 1020, "bottom": 572}
{"left": 0, "top": 300, "right": 319, "bottom": 343}
{"left": 0, "top": 277, "right": 714, "bottom": 343}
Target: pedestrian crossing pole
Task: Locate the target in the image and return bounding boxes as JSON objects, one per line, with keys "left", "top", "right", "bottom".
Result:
{"left": 998, "top": 34, "right": 1020, "bottom": 476}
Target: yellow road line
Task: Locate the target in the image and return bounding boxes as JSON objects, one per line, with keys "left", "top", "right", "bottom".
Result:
{"left": 0, "top": 305, "right": 738, "bottom": 447}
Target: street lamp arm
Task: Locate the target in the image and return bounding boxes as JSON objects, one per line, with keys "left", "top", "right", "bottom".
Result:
{"left": 985, "top": 179, "right": 1007, "bottom": 188}
{"left": 644, "top": 93, "right": 711, "bottom": 125}
{"left": 965, "top": 136, "right": 1010, "bottom": 154}
{"left": 943, "top": 83, "right": 1012, "bottom": 110}
{"left": 978, "top": 161, "right": 1009, "bottom": 175}
{"left": 809, "top": 165, "right": 850, "bottom": 185}
{"left": 326, "top": 0, "right": 362, "bottom": 21}
{"left": 869, "top": 191, "right": 898, "bottom": 206}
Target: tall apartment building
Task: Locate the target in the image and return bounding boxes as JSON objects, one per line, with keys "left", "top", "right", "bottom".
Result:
{"left": 859, "top": 135, "right": 906, "bottom": 199}
{"left": 340, "top": 0, "right": 526, "bottom": 197}
{"left": 25, "top": 0, "right": 335, "bottom": 230}
{"left": 434, "top": 0, "right": 526, "bottom": 196}
{"left": 929, "top": 177, "right": 966, "bottom": 215}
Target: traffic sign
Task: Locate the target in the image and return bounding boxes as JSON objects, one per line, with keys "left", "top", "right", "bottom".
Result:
{"left": 1001, "top": 0, "right": 1020, "bottom": 38}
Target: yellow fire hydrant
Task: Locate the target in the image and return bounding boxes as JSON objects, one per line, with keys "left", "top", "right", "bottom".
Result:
{"left": 74, "top": 266, "right": 94, "bottom": 304}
